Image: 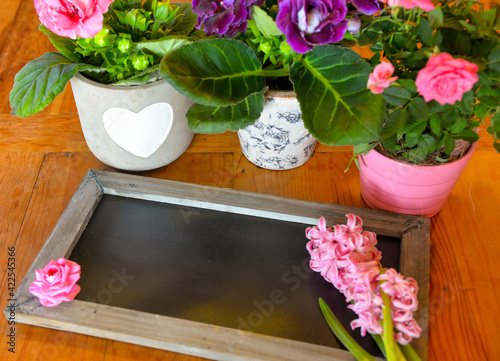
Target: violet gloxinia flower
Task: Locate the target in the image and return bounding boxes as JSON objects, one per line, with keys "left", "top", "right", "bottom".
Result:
{"left": 193, "top": 0, "right": 264, "bottom": 37}
{"left": 276, "top": 0, "right": 349, "bottom": 54}
{"left": 351, "top": 0, "right": 381, "bottom": 15}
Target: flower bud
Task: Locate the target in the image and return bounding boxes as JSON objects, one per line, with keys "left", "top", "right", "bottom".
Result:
{"left": 93, "top": 25, "right": 114, "bottom": 47}
{"left": 117, "top": 36, "right": 133, "bottom": 53}
{"left": 347, "top": 15, "right": 361, "bottom": 34}
{"left": 259, "top": 42, "right": 272, "bottom": 53}
{"left": 279, "top": 41, "right": 292, "bottom": 55}
{"left": 130, "top": 53, "right": 150, "bottom": 71}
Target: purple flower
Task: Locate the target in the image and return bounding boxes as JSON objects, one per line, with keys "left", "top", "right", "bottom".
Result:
{"left": 351, "top": 0, "right": 380, "bottom": 15}
{"left": 276, "top": 0, "right": 348, "bottom": 54}
{"left": 193, "top": 0, "right": 264, "bottom": 37}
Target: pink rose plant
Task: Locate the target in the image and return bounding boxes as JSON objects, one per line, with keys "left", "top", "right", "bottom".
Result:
{"left": 29, "top": 258, "right": 81, "bottom": 307}
{"left": 367, "top": 62, "right": 398, "bottom": 94}
{"left": 34, "top": 0, "right": 114, "bottom": 39}
{"left": 306, "top": 214, "right": 421, "bottom": 345}
{"left": 415, "top": 52, "right": 479, "bottom": 105}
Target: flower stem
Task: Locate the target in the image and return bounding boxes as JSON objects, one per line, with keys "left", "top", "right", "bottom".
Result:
{"left": 260, "top": 68, "right": 289, "bottom": 78}
{"left": 319, "top": 298, "right": 377, "bottom": 361}
{"left": 380, "top": 289, "right": 406, "bottom": 361}
{"left": 399, "top": 344, "right": 422, "bottom": 361}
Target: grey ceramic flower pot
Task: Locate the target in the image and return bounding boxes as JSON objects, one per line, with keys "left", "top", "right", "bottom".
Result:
{"left": 237, "top": 90, "right": 317, "bottom": 170}
{"left": 70, "top": 73, "right": 194, "bottom": 171}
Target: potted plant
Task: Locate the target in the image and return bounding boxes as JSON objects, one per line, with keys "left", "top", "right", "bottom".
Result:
{"left": 10, "top": 0, "right": 205, "bottom": 171}
{"left": 353, "top": 0, "right": 500, "bottom": 216}
{"left": 159, "top": 0, "right": 388, "bottom": 170}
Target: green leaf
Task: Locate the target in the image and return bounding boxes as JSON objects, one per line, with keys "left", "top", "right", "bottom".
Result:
{"left": 454, "top": 32, "right": 471, "bottom": 55}
{"left": 135, "top": 36, "right": 192, "bottom": 58}
{"left": 382, "top": 87, "right": 412, "bottom": 106}
{"left": 382, "top": 108, "right": 409, "bottom": 139}
{"left": 494, "top": 142, "right": 500, "bottom": 153}
{"left": 10, "top": 52, "right": 104, "bottom": 117}
{"left": 168, "top": 3, "right": 201, "bottom": 36}
{"left": 186, "top": 89, "right": 265, "bottom": 133}
{"left": 458, "top": 91, "right": 474, "bottom": 114}
{"left": 161, "top": 39, "right": 265, "bottom": 107}
{"left": 404, "top": 133, "right": 420, "bottom": 148}
{"left": 418, "top": 19, "right": 433, "bottom": 46}
{"left": 488, "top": 48, "right": 500, "bottom": 73}
{"left": 480, "top": 7, "right": 499, "bottom": 28}
{"left": 318, "top": 298, "right": 376, "bottom": 361}
{"left": 428, "top": 8, "right": 443, "bottom": 29}
{"left": 397, "top": 79, "right": 417, "bottom": 94}
{"left": 447, "top": 116, "right": 467, "bottom": 134}
{"left": 406, "top": 148, "right": 428, "bottom": 163}
{"left": 251, "top": 6, "right": 282, "bottom": 38}
{"left": 441, "top": 107, "right": 459, "bottom": 128}
{"left": 358, "top": 31, "right": 379, "bottom": 47}
{"left": 353, "top": 142, "right": 378, "bottom": 155}
{"left": 401, "top": 118, "right": 427, "bottom": 136}
{"left": 444, "top": 134, "right": 455, "bottom": 154}
{"left": 429, "top": 114, "right": 441, "bottom": 136}
{"left": 454, "top": 129, "right": 479, "bottom": 142}
{"left": 38, "top": 25, "right": 83, "bottom": 63}
{"left": 408, "top": 97, "right": 429, "bottom": 120}
{"left": 418, "top": 134, "right": 438, "bottom": 152}
{"left": 382, "top": 134, "right": 398, "bottom": 155}
{"left": 291, "top": 45, "right": 385, "bottom": 146}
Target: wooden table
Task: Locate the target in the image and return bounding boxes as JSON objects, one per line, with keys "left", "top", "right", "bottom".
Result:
{"left": 1, "top": 1, "right": 499, "bottom": 360}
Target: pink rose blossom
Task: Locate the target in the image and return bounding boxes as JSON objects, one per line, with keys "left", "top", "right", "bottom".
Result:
{"left": 306, "top": 214, "right": 421, "bottom": 344}
{"left": 415, "top": 53, "right": 479, "bottom": 105}
{"left": 380, "top": 0, "right": 435, "bottom": 11}
{"left": 34, "top": 0, "right": 114, "bottom": 39}
{"left": 29, "top": 258, "right": 81, "bottom": 307}
{"left": 367, "top": 61, "right": 398, "bottom": 94}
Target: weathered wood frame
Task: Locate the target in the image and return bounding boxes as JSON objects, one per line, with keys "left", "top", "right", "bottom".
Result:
{"left": 7, "top": 170, "right": 430, "bottom": 361}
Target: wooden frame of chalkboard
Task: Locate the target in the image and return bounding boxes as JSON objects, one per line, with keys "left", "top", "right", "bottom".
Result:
{"left": 8, "top": 170, "right": 430, "bottom": 361}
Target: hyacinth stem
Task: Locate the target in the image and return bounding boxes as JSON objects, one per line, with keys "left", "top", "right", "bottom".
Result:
{"left": 399, "top": 344, "right": 422, "bottom": 361}
{"left": 319, "top": 298, "right": 377, "bottom": 361}
{"left": 380, "top": 289, "right": 406, "bottom": 361}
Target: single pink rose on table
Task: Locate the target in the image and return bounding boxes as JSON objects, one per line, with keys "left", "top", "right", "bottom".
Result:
{"left": 381, "top": 0, "right": 435, "bottom": 12}
{"left": 416, "top": 52, "right": 479, "bottom": 105}
{"left": 367, "top": 61, "right": 398, "bottom": 94}
{"left": 29, "top": 258, "right": 81, "bottom": 307}
{"left": 34, "top": 0, "right": 114, "bottom": 39}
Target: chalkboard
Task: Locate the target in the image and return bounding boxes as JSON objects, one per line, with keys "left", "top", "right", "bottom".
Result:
{"left": 9, "top": 170, "right": 430, "bottom": 361}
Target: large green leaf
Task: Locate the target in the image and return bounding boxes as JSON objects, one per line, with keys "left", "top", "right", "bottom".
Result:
{"left": 160, "top": 39, "right": 266, "bottom": 107}
{"left": 135, "top": 36, "right": 192, "bottom": 58}
{"left": 39, "top": 24, "right": 83, "bottom": 63}
{"left": 186, "top": 89, "right": 266, "bottom": 133}
{"left": 291, "top": 45, "right": 385, "bottom": 146}
{"left": 10, "top": 52, "right": 105, "bottom": 117}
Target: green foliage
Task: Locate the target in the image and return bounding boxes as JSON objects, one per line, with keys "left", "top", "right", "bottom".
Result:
{"left": 291, "top": 46, "right": 385, "bottom": 146}
{"left": 186, "top": 89, "right": 266, "bottom": 133}
{"left": 160, "top": 39, "right": 266, "bottom": 107}
{"left": 10, "top": 53, "right": 105, "bottom": 117}
{"left": 10, "top": 0, "right": 202, "bottom": 116}
{"left": 354, "top": 1, "right": 500, "bottom": 162}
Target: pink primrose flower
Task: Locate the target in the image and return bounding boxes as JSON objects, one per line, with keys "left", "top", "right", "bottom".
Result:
{"left": 415, "top": 52, "right": 479, "bottom": 105}
{"left": 29, "top": 258, "right": 81, "bottom": 307}
{"left": 34, "top": 0, "right": 114, "bottom": 39}
{"left": 367, "top": 61, "right": 398, "bottom": 94}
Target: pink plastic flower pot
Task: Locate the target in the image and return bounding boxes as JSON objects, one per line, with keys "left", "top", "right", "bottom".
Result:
{"left": 359, "top": 143, "right": 477, "bottom": 217}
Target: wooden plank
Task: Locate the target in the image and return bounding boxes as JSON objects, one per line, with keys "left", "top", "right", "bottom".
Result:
{"left": 427, "top": 151, "right": 500, "bottom": 361}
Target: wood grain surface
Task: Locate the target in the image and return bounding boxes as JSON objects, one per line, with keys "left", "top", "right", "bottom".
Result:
{"left": 0, "top": 1, "right": 499, "bottom": 360}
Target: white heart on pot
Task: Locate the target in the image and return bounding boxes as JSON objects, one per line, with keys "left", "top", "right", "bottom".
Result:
{"left": 102, "top": 103, "right": 173, "bottom": 158}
